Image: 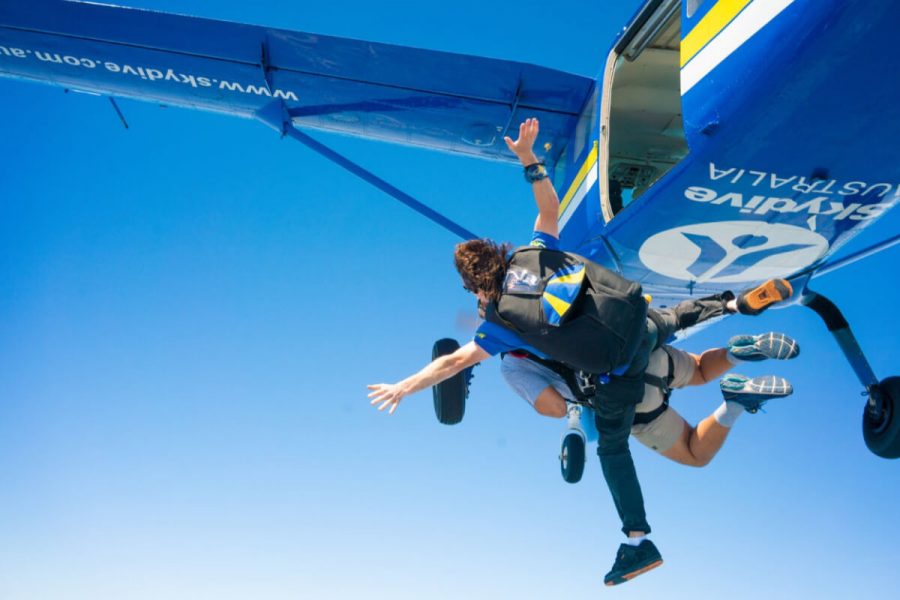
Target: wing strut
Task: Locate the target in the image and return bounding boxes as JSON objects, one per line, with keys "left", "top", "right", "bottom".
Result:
{"left": 255, "top": 101, "right": 479, "bottom": 241}
{"left": 108, "top": 97, "right": 129, "bottom": 130}
{"left": 811, "top": 233, "right": 900, "bottom": 279}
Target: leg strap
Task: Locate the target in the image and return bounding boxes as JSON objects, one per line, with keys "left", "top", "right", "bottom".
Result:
{"left": 633, "top": 348, "right": 676, "bottom": 425}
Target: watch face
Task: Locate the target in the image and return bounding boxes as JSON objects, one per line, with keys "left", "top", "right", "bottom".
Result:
{"left": 525, "top": 164, "right": 547, "bottom": 181}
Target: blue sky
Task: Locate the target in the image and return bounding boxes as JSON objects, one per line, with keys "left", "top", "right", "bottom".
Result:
{"left": 1, "top": 1, "right": 899, "bottom": 599}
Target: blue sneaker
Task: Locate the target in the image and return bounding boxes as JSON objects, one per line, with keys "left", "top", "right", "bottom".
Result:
{"left": 720, "top": 374, "right": 793, "bottom": 413}
{"left": 727, "top": 332, "right": 800, "bottom": 362}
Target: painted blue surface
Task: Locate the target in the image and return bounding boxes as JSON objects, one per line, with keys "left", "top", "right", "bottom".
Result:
{"left": 565, "top": 0, "right": 899, "bottom": 305}
{"left": 5, "top": 0, "right": 895, "bottom": 307}
{"left": 0, "top": 0, "right": 593, "bottom": 163}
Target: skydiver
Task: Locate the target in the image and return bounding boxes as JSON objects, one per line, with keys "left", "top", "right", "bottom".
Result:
{"left": 367, "top": 118, "right": 794, "bottom": 587}
{"left": 500, "top": 324, "right": 798, "bottom": 585}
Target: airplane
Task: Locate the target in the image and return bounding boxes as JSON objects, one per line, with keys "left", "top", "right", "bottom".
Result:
{"left": 1, "top": 0, "right": 898, "bottom": 482}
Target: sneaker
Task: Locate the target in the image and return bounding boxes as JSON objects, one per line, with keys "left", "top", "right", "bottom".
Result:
{"left": 720, "top": 374, "right": 793, "bottom": 413}
{"left": 736, "top": 278, "right": 793, "bottom": 315}
{"left": 727, "top": 332, "right": 800, "bottom": 362}
{"left": 603, "top": 539, "right": 663, "bottom": 586}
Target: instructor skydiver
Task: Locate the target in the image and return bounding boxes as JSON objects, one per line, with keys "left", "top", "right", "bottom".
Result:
{"left": 367, "top": 118, "right": 793, "bottom": 586}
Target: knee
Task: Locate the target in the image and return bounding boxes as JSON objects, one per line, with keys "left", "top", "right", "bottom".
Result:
{"left": 684, "top": 454, "right": 712, "bottom": 468}
{"left": 534, "top": 389, "right": 567, "bottom": 419}
{"left": 535, "top": 397, "right": 566, "bottom": 418}
{"left": 597, "top": 436, "right": 631, "bottom": 457}
{"left": 689, "top": 354, "right": 711, "bottom": 385}
{"left": 594, "top": 418, "right": 633, "bottom": 456}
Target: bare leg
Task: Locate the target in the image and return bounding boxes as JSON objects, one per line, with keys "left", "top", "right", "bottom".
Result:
{"left": 534, "top": 386, "right": 567, "bottom": 418}
{"left": 656, "top": 350, "right": 735, "bottom": 466}
{"left": 688, "top": 349, "right": 733, "bottom": 386}
{"left": 659, "top": 413, "right": 732, "bottom": 467}
{"left": 687, "top": 413, "right": 731, "bottom": 465}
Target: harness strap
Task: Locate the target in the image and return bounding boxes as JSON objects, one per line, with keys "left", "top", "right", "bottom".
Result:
{"left": 633, "top": 346, "right": 676, "bottom": 425}
{"left": 507, "top": 350, "right": 596, "bottom": 404}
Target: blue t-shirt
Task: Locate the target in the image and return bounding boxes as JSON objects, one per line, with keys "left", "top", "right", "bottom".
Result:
{"left": 473, "top": 231, "right": 559, "bottom": 357}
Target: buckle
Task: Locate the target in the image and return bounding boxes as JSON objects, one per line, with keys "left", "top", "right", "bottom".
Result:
{"left": 575, "top": 371, "right": 599, "bottom": 396}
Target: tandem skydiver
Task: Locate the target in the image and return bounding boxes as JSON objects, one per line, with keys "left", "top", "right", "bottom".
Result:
{"left": 367, "top": 118, "right": 795, "bottom": 586}
{"left": 500, "top": 310, "right": 798, "bottom": 585}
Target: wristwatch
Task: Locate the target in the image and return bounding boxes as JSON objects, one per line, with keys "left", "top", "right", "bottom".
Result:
{"left": 524, "top": 162, "right": 548, "bottom": 183}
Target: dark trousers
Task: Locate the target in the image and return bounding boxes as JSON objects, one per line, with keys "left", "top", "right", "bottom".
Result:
{"left": 592, "top": 293, "right": 731, "bottom": 535}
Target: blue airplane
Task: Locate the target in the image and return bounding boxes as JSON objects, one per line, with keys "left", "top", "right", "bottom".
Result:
{"left": 2, "top": 0, "right": 898, "bottom": 474}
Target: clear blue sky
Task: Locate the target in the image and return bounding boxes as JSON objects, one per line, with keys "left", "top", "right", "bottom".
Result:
{"left": 1, "top": 1, "right": 898, "bottom": 599}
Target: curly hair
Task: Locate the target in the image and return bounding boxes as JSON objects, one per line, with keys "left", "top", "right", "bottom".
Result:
{"left": 454, "top": 239, "right": 512, "bottom": 303}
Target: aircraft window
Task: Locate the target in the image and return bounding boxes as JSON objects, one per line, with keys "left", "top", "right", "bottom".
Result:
{"left": 687, "top": 0, "right": 705, "bottom": 19}
{"left": 608, "top": 183, "right": 637, "bottom": 216}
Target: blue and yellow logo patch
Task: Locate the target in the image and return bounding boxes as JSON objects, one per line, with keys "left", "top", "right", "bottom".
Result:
{"left": 541, "top": 263, "right": 585, "bottom": 326}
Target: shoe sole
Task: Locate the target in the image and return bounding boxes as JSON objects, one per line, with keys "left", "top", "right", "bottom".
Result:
{"left": 739, "top": 279, "right": 793, "bottom": 315}
{"left": 729, "top": 332, "right": 800, "bottom": 361}
{"left": 754, "top": 332, "right": 799, "bottom": 360}
{"left": 604, "top": 559, "right": 664, "bottom": 586}
{"left": 720, "top": 375, "right": 793, "bottom": 412}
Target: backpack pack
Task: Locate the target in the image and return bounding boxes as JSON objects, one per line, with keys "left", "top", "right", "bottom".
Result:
{"left": 485, "top": 246, "right": 647, "bottom": 374}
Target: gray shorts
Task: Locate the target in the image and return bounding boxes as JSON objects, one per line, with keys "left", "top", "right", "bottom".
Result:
{"left": 500, "top": 345, "right": 696, "bottom": 453}
{"left": 629, "top": 345, "right": 696, "bottom": 452}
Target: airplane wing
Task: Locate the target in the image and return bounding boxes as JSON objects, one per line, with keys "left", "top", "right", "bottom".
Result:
{"left": 0, "top": 0, "right": 594, "bottom": 164}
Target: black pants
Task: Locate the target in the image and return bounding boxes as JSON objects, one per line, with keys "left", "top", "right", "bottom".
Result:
{"left": 592, "top": 293, "right": 731, "bottom": 535}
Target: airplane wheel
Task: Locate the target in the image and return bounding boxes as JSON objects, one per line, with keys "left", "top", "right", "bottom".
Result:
{"left": 432, "top": 338, "right": 466, "bottom": 425}
{"left": 863, "top": 376, "right": 900, "bottom": 459}
{"left": 560, "top": 431, "right": 586, "bottom": 484}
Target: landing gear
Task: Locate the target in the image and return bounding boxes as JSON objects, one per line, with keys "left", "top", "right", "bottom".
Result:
{"left": 431, "top": 338, "right": 470, "bottom": 425}
{"left": 560, "top": 430, "right": 586, "bottom": 483}
{"left": 801, "top": 290, "right": 898, "bottom": 459}
{"left": 560, "top": 404, "right": 588, "bottom": 483}
{"left": 863, "top": 377, "right": 900, "bottom": 459}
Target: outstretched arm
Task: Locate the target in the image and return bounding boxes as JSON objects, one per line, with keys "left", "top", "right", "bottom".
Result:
{"left": 368, "top": 341, "right": 489, "bottom": 415}
{"left": 504, "top": 118, "right": 560, "bottom": 239}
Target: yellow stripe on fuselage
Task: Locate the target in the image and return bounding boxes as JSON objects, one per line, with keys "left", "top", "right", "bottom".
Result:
{"left": 681, "top": 0, "right": 753, "bottom": 67}
{"left": 558, "top": 141, "right": 599, "bottom": 218}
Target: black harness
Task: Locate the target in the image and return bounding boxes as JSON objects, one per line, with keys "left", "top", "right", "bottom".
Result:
{"left": 506, "top": 344, "right": 676, "bottom": 423}
{"left": 506, "top": 349, "right": 600, "bottom": 405}
{"left": 632, "top": 346, "right": 675, "bottom": 425}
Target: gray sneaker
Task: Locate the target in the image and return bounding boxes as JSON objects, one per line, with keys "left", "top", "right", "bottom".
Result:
{"left": 727, "top": 332, "right": 800, "bottom": 362}
{"left": 720, "top": 374, "right": 793, "bottom": 413}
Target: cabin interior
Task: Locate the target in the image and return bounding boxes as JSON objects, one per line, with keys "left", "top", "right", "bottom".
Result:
{"left": 602, "top": 0, "right": 688, "bottom": 220}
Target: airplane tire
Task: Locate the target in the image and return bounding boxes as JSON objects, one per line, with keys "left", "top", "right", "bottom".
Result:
{"left": 432, "top": 338, "right": 466, "bottom": 425}
{"left": 560, "top": 431, "right": 586, "bottom": 484}
{"left": 863, "top": 376, "right": 900, "bottom": 459}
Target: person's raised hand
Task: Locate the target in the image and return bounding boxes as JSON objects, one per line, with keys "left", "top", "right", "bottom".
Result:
{"left": 504, "top": 118, "right": 540, "bottom": 164}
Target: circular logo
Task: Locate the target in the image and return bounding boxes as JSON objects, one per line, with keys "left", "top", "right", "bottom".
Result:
{"left": 639, "top": 221, "right": 829, "bottom": 284}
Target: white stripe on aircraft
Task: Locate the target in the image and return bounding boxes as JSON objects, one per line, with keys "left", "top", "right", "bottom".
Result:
{"left": 558, "top": 161, "right": 599, "bottom": 231}
{"left": 681, "top": 0, "right": 795, "bottom": 94}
